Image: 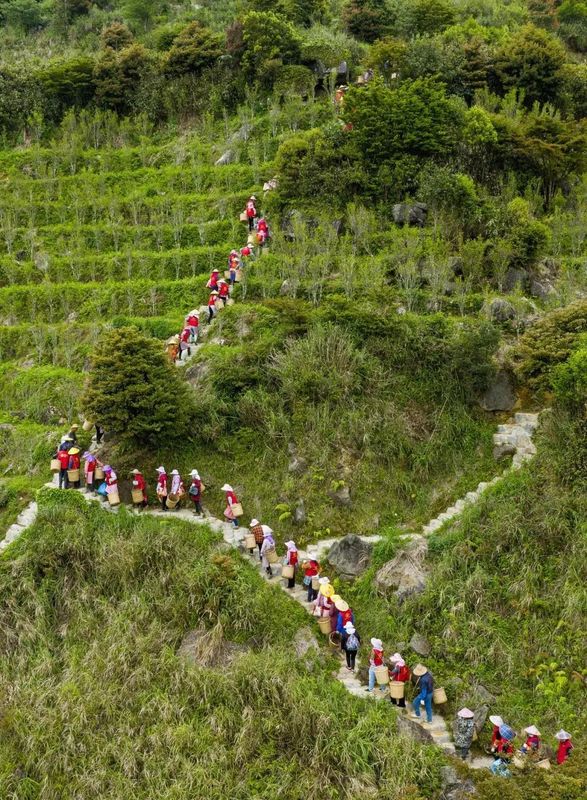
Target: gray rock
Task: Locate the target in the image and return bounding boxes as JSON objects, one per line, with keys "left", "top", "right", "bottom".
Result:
{"left": 375, "top": 535, "right": 428, "bottom": 599}
{"left": 487, "top": 297, "right": 516, "bottom": 323}
{"left": 409, "top": 632, "right": 431, "bottom": 657}
{"left": 480, "top": 369, "right": 516, "bottom": 412}
{"left": 215, "top": 150, "right": 235, "bottom": 166}
{"left": 293, "top": 626, "right": 320, "bottom": 660}
{"left": 441, "top": 767, "right": 459, "bottom": 790}
{"left": 178, "top": 623, "right": 249, "bottom": 667}
{"left": 185, "top": 361, "right": 210, "bottom": 388}
{"left": 529, "top": 278, "right": 556, "bottom": 300}
{"left": 329, "top": 485, "right": 351, "bottom": 507}
{"left": 293, "top": 500, "right": 306, "bottom": 525}
{"left": 493, "top": 442, "right": 516, "bottom": 460}
{"left": 280, "top": 280, "right": 291, "bottom": 295}
{"left": 473, "top": 683, "right": 497, "bottom": 704}
{"left": 397, "top": 715, "right": 434, "bottom": 745}
{"left": 288, "top": 455, "right": 307, "bottom": 475}
{"left": 392, "top": 202, "right": 428, "bottom": 227}
{"left": 503, "top": 267, "right": 528, "bottom": 292}
{"left": 327, "top": 534, "right": 373, "bottom": 579}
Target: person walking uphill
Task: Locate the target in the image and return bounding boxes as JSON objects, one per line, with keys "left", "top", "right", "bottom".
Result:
{"left": 208, "top": 290, "right": 219, "bottom": 323}
{"left": 342, "top": 622, "right": 360, "bottom": 672}
{"left": 56, "top": 443, "right": 71, "bottom": 489}
{"left": 156, "top": 466, "right": 168, "bottom": 511}
{"left": 260, "top": 526, "right": 276, "bottom": 577}
{"left": 83, "top": 451, "right": 98, "bottom": 492}
{"left": 303, "top": 556, "right": 320, "bottom": 602}
{"left": 555, "top": 731, "right": 573, "bottom": 765}
{"left": 131, "top": 468, "right": 147, "bottom": 508}
{"left": 454, "top": 708, "right": 475, "bottom": 760}
{"left": 411, "top": 663, "right": 434, "bottom": 724}
{"left": 389, "top": 653, "right": 410, "bottom": 708}
{"left": 245, "top": 196, "right": 257, "bottom": 232}
{"left": 367, "top": 638, "right": 386, "bottom": 693}
{"left": 249, "top": 519, "right": 264, "bottom": 558}
{"left": 222, "top": 484, "right": 241, "bottom": 528}
{"left": 284, "top": 540, "right": 298, "bottom": 589}
{"left": 67, "top": 447, "right": 81, "bottom": 488}
{"left": 188, "top": 470, "right": 203, "bottom": 516}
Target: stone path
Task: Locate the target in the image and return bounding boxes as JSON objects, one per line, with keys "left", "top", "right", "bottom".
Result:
{"left": 422, "top": 412, "right": 539, "bottom": 535}
{"left": 0, "top": 409, "right": 542, "bottom": 768}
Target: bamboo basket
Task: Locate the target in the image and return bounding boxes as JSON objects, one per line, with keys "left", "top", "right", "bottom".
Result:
{"left": 375, "top": 665, "right": 389, "bottom": 685}
{"left": 389, "top": 681, "right": 405, "bottom": 699}
{"left": 244, "top": 534, "right": 256, "bottom": 549}
{"left": 231, "top": 502, "right": 243, "bottom": 517}
{"left": 311, "top": 576, "right": 320, "bottom": 590}
{"left": 266, "top": 548, "right": 278, "bottom": 564}
{"left": 239, "top": 212, "right": 248, "bottom": 222}
{"left": 215, "top": 299, "right": 223, "bottom": 311}
{"left": 67, "top": 469, "right": 80, "bottom": 482}
{"left": 536, "top": 759, "right": 550, "bottom": 770}
{"left": 329, "top": 632, "right": 341, "bottom": 649}
{"left": 82, "top": 420, "right": 93, "bottom": 432}
{"left": 50, "top": 458, "right": 60, "bottom": 472}
{"left": 512, "top": 756, "right": 526, "bottom": 770}
{"left": 107, "top": 490, "right": 120, "bottom": 506}
{"left": 167, "top": 494, "right": 179, "bottom": 509}
{"left": 433, "top": 687, "right": 447, "bottom": 704}
{"left": 131, "top": 489, "right": 144, "bottom": 504}
{"left": 282, "top": 564, "right": 294, "bottom": 579}
{"left": 95, "top": 466, "right": 105, "bottom": 480}
{"left": 318, "top": 617, "right": 331, "bottom": 635}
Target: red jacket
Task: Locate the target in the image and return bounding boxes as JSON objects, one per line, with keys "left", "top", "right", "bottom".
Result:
{"left": 219, "top": 283, "right": 229, "bottom": 298}
{"left": 491, "top": 726, "right": 501, "bottom": 748}
{"left": 226, "top": 490, "right": 238, "bottom": 505}
{"left": 557, "top": 740, "right": 573, "bottom": 765}
{"left": 524, "top": 735, "right": 540, "bottom": 751}
{"left": 287, "top": 550, "right": 298, "bottom": 566}
{"left": 372, "top": 649, "right": 384, "bottom": 666}
{"left": 304, "top": 560, "right": 320, "bottom": 577}
{"left": 257, "top": 218, "right": 268, "bottom": 233}
{"left": 157, "top": 474, "right": 167, "bottom": 495}
{"left": 187, "top": 315, "right": 199, "bottom": 327}
{"left": 209, "top": 271, "right": 219, "bottom": 288}
{"left": 133, "top": 474, "right": 146, "bottom": 491}
{"left": 208, "top": 294, "right": 218, "bottom": 307}
{"left": 496, "top": 740, "right": 513, "bottom": 756}
{"left": 246, "top": 201, "right": 256, "bottom": 218}
{"left": 180, "top": 328, "right": 190, "bottom": 343}
{"left": 68, "top": 453, "right": 80, "bottom": 469}
{"left": 393, "top": 665, "right": 410, "bottom": 683}
{"left": 240, "top": 246, "right": 251, "bottom": 257}
{"left": 57, "top": 450, "right": 70, "bottom": 469}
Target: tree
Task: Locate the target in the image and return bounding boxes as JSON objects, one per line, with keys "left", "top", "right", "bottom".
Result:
{"left": 342, "top": 0, "right": 391, "bottom": 43}
{"left": 82, "top": 327, "right": 195, "bottom": 450}
{"left": 93, "top": 43, "right": 155, "bottom": 115}
{"left": 241, "top": 11, "right": 302, "bottom": 82}
{"left": 395, "top": 0, "right": 455, "bottom": 37}
{"left": 558, "top": 0, "right": 587, "bottom": 51}
{"left": 100, "top": 22, "right": 134, "bottom": 51}
{"left": 38, "top": 57, "right": 96, "bottom": 120}
{"left": 247, "top": 0, "right": 328, "bottom": 27}
{"left": 164, "top": 21, "right": 224, "bottom": 77}
{"left": 494, "top": 24, "right": 567, "bottom": 107}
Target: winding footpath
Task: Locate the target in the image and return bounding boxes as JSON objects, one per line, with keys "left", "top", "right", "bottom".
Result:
{"left": 0, "top": 410, "right": 540, "bottom": 771}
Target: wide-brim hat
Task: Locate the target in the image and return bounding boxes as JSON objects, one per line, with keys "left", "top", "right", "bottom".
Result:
{"left": 524, "top": 725, "right": 541, "bottom": 736}
{"left": 335, "top": 599, "right": 349, "bottom": 612}
{"left": 171, "top": 470, "right": 179, "bottom": 475}
{"left": 156, "top": 466, "right": 166, "bottom": 473}
{"left": 190, "top": 470, "right": 200, "bottom": 478}
{"left": 458, "top": 708, "right": 475, "bottom": 719}
{"left": 262, "top": 525, "right": 273, "bottom": 536}
{"left": 390, "top": 652, "right": 403, "bottom": 663}
{"left": 103, "top": 465, "right": 112, "bottom": 472}
{"left": 555, "top": 730, "right": 571, "bottom": 741}
{"left": 344, "top": 621, "right": 355, "bottom": 631}
{"left": 131, "top": 469, "right": 141, "bottom": 475}
{"left": 319, "top": 584, "right": 334, "bottom": 598}
{"left": 82, "top": 451, "right": 92, "bottom": 459}
{"left": 413, "top": 664, "right": 428, "bottom": 677}
{"left": 489, "top": 715, "right": 504, "bottom": 727}
{"left": 370, "top": 638, "right": 383, "bottom": 650}
{"left": 318, "top": 576, "right": 329, "bottom": 585}
{"left": 218, "top": 279, "right": 227, "bottom": 284}
{"left": 221, "top": 483, "right": 232, "bottom": 491}
{"left": 331, "top": 594, "right": 342, "bottom": 605}
{"left": 499, "top": 724, "right": 515, "bottom": 740}
{"left": 285, "top": 540, "right": 296, "bottom": 549}
{"left": 70, "top": 424, "right": 79, "bottom": 430}
{"left": 212, "top": 269, "right": 219, "bottom": 273}
{"left": 210, "top": 290, "right": 219, "bottom": 295}
{"left": 249, "top": 518, "right": 259, "bottom": 527}
{"left": 68, "top": 447, "right": 80, "bottom": 455}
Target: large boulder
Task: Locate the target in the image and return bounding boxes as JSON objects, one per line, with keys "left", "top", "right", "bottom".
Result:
{"left": 409, "top": 632, "right": 431, "bottom": 657}
{"left": 392, "top": 202, "right": 428, "bottom": 227}
{"left": 327, "top": 534, "right": 373, "bottom": 579}
{"left": 178, "top": 623, "right": 249, "bottom": 667}
{"left": 292, "top": 626, "right": 322, "bottom": 671}
{"left": 329, "top": 485, "right": 351, "bottom": 507}
{"left": 397, "top": 715, "right": 434, "bottom": 745}
{"left": 375, "top": 535, "right": 428, "bottom": 600}
{"left": 480, "top": 369, "right": 516, "bottom": 411}
{"left": 503, "top": 267, "right": 528, "bottom": 292}
{"left": 440, "top": 766, "right": 476, "bottom": 800}
{"left": 486, "top": 297, "right": 516, "bottom": 323}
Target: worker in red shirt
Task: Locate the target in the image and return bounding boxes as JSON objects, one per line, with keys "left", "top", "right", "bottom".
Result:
{"left": 207, "top": 269, "right": 220, "bottom": 290}
{"left": 245, "top": 196, "right": 257, "bottom": 231}
{"left": 257, "top": 217, "right": 268, "bottom": 236}
{"left": 303, "top": 557, "right": 320, "bottom": 601}
{"left": 56, "top": 445, "right": 71, "bottom": 489}
{"left": 218, "top": 279, "right": 230, "bottom": 306}
{"left": 367, "top": 638, "right": 385, "bottom": 692}
{"left": 389, "top": 653, "right": 410, "bottom": 708}
{"left": 555, "top": 730, "right": 573, "bottom": 765}
{"left": 131, "top": 469, "right": 147, "bottom": 508}
{"left": 67, "top": 447, "right": 81, "bottom": 488}
{"left": 186, "top": 310, "right": 199, "bottom": 342}
{"left": 240, "top": 245, "right": 252, "bottom": 259}
{"left": 284, "top": 540, "right": 298, "bottom": 589}
{"left": 178, "top": 326, "right": 191, "bottom": 361}
{"left": 208, "top": 290, "right": 219, "bottom": 323}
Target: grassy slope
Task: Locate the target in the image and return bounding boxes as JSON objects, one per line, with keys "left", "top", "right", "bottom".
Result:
{"left": 0, "top": 489, "right": 443, "bottom": 800}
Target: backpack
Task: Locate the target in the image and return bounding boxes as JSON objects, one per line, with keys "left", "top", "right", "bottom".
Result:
{"left": 346, "top": 633, "right": 359, "bottom": 651}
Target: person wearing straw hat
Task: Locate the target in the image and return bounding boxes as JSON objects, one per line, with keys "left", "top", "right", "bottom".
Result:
{"left": 520, "top": 725, "right": 541, "bottom": 754}
{"left": 188, "top": 470, "right": 203, "bottom": 516}
{"left": 222, "top": 483, "right": 240, "bottom": 528}
{"left": 329, "top": 594, "right": 342, "bottom": 633}
{"left": 131, "top": 469, "right": 147, "bottom": 508}
{"left": 303, "top": 556, "right": 320, "bottom": 602}
{"left": 555, "top": 730, "right": 573, "bottom": 764}
{"left": 313, "top": 578, "right": 333, "bottom": 617}
{"left": 411, "top": 664, "right": 434, "bottom": 723}
{"left": 488, "top": 715, "right": 504, "bottom": 753}
{"left": 208, "top": 290, "right": 219, "bottom": 323}
{"left": 342, "top": 622, "right": 360, "bottom": 671}
{"left": 156, "top": 466, "right": 168, "bottom": 511}
{"left": 260, "top": 525, "right": 276, "bottom": 577}
{"left": 218, "top": 278, "right": 230, "bottom": 306}
{"left": 335, "top": 598, "right": 354, "bottom": 645}
{"left": 82, "top": 451, "right": 98, "bottom": 492}
{"left": 103, "top": 465, "right": 118, "bottom": 496}
{"left": 66, "top": 423, "right": 79, "bottom": 443}
{"left": 454, "top": 708, "right": 475, "bottom": 760}
{"left": 245, "top": 196, "right": 257, "bottom": 231}
{"left": 186, "top": 310, "right": 199, "bottom": 343}
{"left": 389, "top": 653, "right": 410, "bottom": 708}
{"left": 490, "top": 724, "right": 515, "bottom": 775}
{"left": 249, "top": 519, "right": 264, "bottom": 557}
{"left": 284, "top": 540, "right": 298, "bottom": 589}
{"left": 178, "top": 326, "right": 192, "bottom": 362}
{"left": 67, "top": 447, "right": 81, "bottom": 488}
{"left": 367, "top": 638, "right": 386, "bottom": 692}
{"left": 170, "top": 469, "right": 184, "bottom": 509}
{"left": 56, "top": 440, "right": 72, "bottom": 488}
{"left": 207, "top": 268, "right": 220, "bottom": 291}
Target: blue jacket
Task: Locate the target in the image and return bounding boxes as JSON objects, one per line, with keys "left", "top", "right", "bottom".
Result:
{"left": 336, "top": 611, "right": 355, "bottom": 635}
{"left": 417, "top": 672, "right": 433, "bottom": 697}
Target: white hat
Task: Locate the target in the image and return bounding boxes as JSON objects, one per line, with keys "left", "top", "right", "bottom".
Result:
{"left": 370, "top": 638, "right": 383, "bottom": 649}
{"left": 458, "top": 708, "right": 475, "bottom": 719}
{"left": 190, "top": 470, "right": 200, "bottom": 478}
{"left": 390, "top": 652, "right": 403, "bottom": 663}
{"left": 318, "top": 577, "right": 329, "bottom": 585}
{"left": 171, "top": 469, "right": 179, "bottom": 475}
{"left": 285, "top": 540, "right": 296, "bottom": 549}
{"left": 555, "top": 730, "right": 571, "bottom": 741}
{"left": 262, "top": 525, "right": 273, "bottom": 537}
{"left": 524, "top": 725, "right": 541, "bottom": 736}
{"left": 156, "top": 466, "right": 166, "bottom": 473}
{"left": 249, "top": 519, "right": 259, "bottom": 527}
{"left": 345, "top": 624, "right": 355, "bottom": 634}
{"left": 489, "top": 715, "right": 504, "bottom": 727}
{"left": 221, "top": 483, "right": 233, "bottom": 491}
